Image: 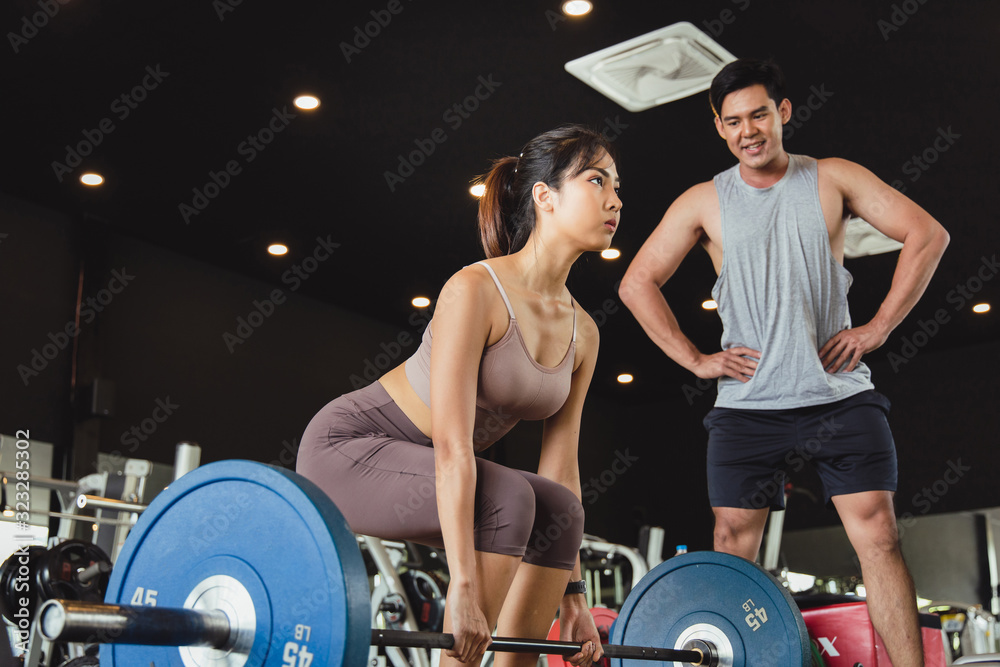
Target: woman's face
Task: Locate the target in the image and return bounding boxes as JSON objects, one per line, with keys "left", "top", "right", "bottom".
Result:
{"left": 546, "top": 151, "right": 622, "bottom": 252}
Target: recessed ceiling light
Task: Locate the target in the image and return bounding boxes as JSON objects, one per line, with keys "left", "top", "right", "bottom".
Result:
{"left": 80, "top": 173, "right": 104, "bottom": 186}
{"left": 469, "top": 183, "right": 486, "bottom": 197}
{"left": 617, "top": 373, "right": 633, "bottom": 384}
{"left": 268, "top": 244, "right": 288, "bottom": 256}
{"left": 702, "top": 299, "right": 718, "bottom": 310}
{"left": 973, "top": 303, "right": 990, "bottom": 314}
{"left": 562, "top": 1, "right": 592, "bottom": 16}
{"left": 412, "top": 297, "right": 431, "bottom": 308}
{"left": 601, "top": 248, "right": 621, "bottom": 260}
{"left": 294, "top": 95, "right": 320, "bottom": 110}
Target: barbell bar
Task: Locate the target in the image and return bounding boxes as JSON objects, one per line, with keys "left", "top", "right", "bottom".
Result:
{"left": 39, "top": 599, "right": 231, "bottom": 649}
{"left": 36, "top": 460, "right": 809, "bottom": 666}
{"left": 39, "top": 600, "right": 709, "bottom": 664}
{"left": 371, "top": 629, "right": 711, "bottom": 663}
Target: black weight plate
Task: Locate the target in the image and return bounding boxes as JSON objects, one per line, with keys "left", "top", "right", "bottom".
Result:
{"left": 36, "top": 540, "right": 111, "bottom": 605}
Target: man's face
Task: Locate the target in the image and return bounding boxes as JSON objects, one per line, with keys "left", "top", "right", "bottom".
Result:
{"left": 714, "top": 84, "right": 792, "bottom": 171}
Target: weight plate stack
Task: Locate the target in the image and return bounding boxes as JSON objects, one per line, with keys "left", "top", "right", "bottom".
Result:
{"left": 36, "top": 540, "right": 111, "bottom": 606}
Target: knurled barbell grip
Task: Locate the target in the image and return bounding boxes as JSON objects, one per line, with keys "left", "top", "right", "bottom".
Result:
{"left": 371, "top": 629, "right": 706, "bottom": 665}
{"left": 603, "top": 643, "right": 704, "bottom": 663}
{"left": 38, "top": 600, "right": 231, "bottom": 649}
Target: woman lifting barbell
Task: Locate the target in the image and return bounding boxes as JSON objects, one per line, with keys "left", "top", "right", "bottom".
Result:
{"left": 297, "top": 124, "right": 622, "bottom": 667}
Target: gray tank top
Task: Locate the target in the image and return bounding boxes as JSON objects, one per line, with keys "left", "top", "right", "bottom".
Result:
{"left": 712, "top": 154, "right": 874, "bottom": 409}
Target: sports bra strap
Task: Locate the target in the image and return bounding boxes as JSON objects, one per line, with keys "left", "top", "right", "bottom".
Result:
{"left": 571, "top": 299, "right": 577, "bottom": 342}
{"left": 475, "top": 261, "right": 577, "bottom": 343}
{"left": 475, "top": 262, "right": 516, "bottom": 319}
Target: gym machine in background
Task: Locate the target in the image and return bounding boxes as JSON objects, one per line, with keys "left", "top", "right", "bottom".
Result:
{"left": 0, "top": 437, "right": 199, "bottom": 664}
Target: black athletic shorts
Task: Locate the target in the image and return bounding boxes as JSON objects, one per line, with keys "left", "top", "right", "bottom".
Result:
{"left": 703, "top": 389, "right": 898, "bottom": 511}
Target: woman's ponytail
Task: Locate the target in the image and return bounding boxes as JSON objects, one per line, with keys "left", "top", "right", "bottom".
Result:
{"left": 477, "top": 156, "right": 519, "bottom": 258}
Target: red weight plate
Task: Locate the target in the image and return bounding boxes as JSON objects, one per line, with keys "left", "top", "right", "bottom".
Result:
{"left": 547, "top": 607, "right": 619, "bottom": 667}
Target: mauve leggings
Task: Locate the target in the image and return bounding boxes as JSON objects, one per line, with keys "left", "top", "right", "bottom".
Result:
{"left": 296, "top": 382, "right": 583, "bottom": 570}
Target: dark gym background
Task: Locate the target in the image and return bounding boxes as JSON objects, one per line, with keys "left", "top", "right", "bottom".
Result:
{"left": 1, "top": 0, "right": 998, "bottom": 605}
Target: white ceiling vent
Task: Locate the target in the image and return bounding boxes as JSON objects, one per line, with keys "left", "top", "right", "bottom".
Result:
{"left": 564, "top": 22, "right": 737, "bottom": 112}
{"left": 844, "top": 217, "right": 904, "bottom": 259}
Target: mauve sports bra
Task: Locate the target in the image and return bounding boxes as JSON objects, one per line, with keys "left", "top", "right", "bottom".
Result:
{"left": 403, "top": 262, "right": 576, "bottom": 451}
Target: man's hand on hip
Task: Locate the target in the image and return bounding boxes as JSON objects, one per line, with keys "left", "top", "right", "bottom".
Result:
{"left": 819, "top": 324, "right": 889, "bottom": 372}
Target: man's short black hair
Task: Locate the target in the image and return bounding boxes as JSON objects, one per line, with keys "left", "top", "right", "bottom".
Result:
{"left": 709, "top": 58, "right": 786, "bottom": 117}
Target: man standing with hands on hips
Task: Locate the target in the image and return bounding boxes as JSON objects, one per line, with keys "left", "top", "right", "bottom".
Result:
{"left": 620, "top": 58, "right": 949, "bottom": 667}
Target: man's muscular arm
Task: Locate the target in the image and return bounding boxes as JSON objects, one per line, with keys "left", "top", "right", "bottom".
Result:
{"left": 620, "top": 182, "right": 759, "bottom": 382}
{"left": 818, "top": 158, "right": 950, "bottom": 372}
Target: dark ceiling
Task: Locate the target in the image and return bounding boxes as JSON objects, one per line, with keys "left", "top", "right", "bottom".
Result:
{"left": 4, "top": 0, "right": 998, "bottom": 402}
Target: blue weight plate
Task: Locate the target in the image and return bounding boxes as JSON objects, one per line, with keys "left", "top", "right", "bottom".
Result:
{"left": 610, "top": 551, "right": 809, "bottom": 667}
{"left": 101, "top": 460, "right": 370, "bottom": 667}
